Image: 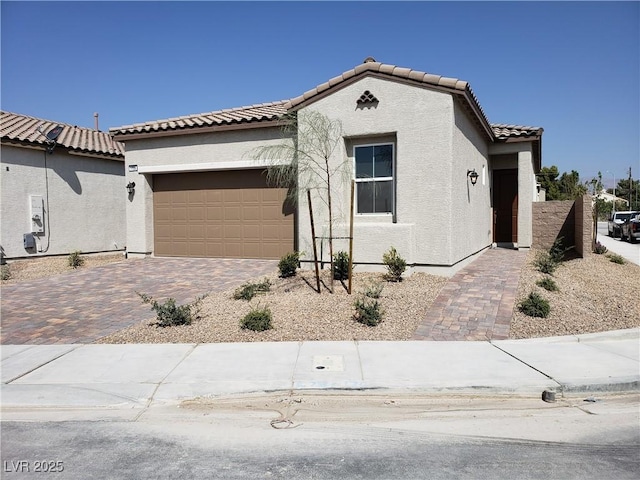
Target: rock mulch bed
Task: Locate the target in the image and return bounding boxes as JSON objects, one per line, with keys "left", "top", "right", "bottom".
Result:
{"left": 96, "top": 270, "right": 448, "bottom": 344}
{"left": 509, "top": 249, "right": 640, "bottom": 339}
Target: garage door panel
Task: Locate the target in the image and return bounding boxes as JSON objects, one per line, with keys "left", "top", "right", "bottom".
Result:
{"left": 243, "top": 206, "right": 260, "bottom": 221}
{"left": 206, "top": 225, "right": 223, "bottom": 240}
{"left": 225, "top": 190, "right": 242, "bottom": 202}
{"left": 243, "top": 242, "right": 262, "bottom": 258}
{"left": 206, "top": 242, "right": 224, "bottom": 257}
{"left": 188, "top": 242, "right": 206, "bottom": 257}
{"left": 206, "top": 190, "right": 223, "bottom": 203}
{"left": 224, "top": 224, "right": 242, "bottom": 240}
{"left": 154, "top": 170, "right": 293, "bottom": 259}
{"left": 224, "top": 243, "right": 242, "bottom": 258}
{"left": 188, "top": 190, "right": 204, "bottom": 203}
{"left": 206, "top": 206, "right": 223, "bottom": 221}
{"left": 171, "top": 208, "right": 188, "bottom": 222}
{"left": 243, "top": 225, "right": 260, "bottom": 238}
{"left": 224, "top": 206, "right": 242, "bottom": 221}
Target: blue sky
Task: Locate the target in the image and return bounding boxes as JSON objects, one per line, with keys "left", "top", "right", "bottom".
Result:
{"left": 1, "top": 1, "right": 638, "bottom": 187}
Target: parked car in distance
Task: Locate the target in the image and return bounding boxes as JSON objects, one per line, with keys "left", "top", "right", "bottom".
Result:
{"left": 620, "top": 212, "right": 640, "bottom": 244}
{"left": 608, "top": 211, "right": 637, "bottom": 238}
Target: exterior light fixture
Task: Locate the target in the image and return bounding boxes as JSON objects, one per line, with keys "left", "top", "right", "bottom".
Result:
{"left": 126, "top": 182, "right": 136, "bottom": 195}
{"left": 467, "top": 169, "right": 479, "bottom": 186}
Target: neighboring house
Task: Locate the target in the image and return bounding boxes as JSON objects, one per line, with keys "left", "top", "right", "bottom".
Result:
{"left": 110, "top": 58, "right": 543, "bottom": 272}
{"left": 595, "top": 190, "right": 629, "bottom": 207}
{"left": 1, "top": 111, "right": 126, "bottom": 260}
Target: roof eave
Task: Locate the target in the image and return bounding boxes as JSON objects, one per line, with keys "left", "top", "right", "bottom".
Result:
{"left": 110, "top": 118, "right": 283, "bottom": 141}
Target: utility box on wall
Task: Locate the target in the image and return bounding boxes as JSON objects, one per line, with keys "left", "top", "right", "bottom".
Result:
{"left": 30, "top": 195, "right": 44, "bottom": 234}
{"left": 23, "top": 233, "right": 36, "bottom": 250}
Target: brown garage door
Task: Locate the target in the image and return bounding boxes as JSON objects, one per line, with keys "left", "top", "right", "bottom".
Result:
{"left": 153, "top": 170, "right": 294, "bottom": 259}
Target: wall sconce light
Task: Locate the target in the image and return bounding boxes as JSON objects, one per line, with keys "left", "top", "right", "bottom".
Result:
{"left": 467, "top": 169, "right": 479, "bottom": 186}
{"left": 126, "top": 182, "right": 136, "bottom": 195}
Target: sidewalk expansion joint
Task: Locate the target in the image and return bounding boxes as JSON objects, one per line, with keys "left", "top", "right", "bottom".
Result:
{"left": 3, "top": 346, "right": 81, "bottom": 384}
{"left": 134, "top": 343, "right": 198, "bottom": 421}
{"left": 489, "top": 341, "right": 563, "bottom": 390}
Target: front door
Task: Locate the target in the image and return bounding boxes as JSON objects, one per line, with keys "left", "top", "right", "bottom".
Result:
{"left": 493, "top": 169, "right": 518, "bottom": 244}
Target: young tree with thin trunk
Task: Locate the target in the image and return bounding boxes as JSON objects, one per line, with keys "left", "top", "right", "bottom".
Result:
{"left": 252, "top": 110, "right": 350, "bottom": 292}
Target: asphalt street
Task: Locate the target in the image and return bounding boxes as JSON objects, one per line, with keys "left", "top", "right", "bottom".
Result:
{"left": 2, "top": 394, "right": 639, "bottom": 480}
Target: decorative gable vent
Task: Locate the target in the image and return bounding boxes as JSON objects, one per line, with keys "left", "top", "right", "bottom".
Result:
{"left": 357, "top": 90, "right": 379, "bottom": 107}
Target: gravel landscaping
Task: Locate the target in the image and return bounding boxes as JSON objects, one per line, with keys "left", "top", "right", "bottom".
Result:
{"left": 2, "top": 248, "right": 638, "bottom": 343}
{"left": 510, "top": 249, "right": 639, "bottom": 339}
{"left": 98, "top": 270, "right": 448, "bottom": 343}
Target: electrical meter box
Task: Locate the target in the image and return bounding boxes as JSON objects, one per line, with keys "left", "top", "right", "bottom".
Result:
{"left": 30, "top": 195, "right": 44, "bottom": 233}
{"left": 24, "top": 233, "right": 36, "bottom": 250}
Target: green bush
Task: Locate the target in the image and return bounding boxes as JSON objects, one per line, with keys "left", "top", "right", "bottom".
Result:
{"left": 533, "top": 251, "right": 558, "bottom": 275}
{"left": 593, "top": 241, "right": 607, "bottom": 254}
{"left": 1, "top": 264, "right": 11, "bottom": 281}
{"left": 241, "top": 303, "right": 273, "bottom": 332}
{"left": 549, "top": 237, "right": 568, "bottom": 263}
{"left": 363, "top": 282, "right": 384, "bottom": 299}
{"left": 518, "top": 292, "right": 550, "bottom": 318}
{"left": 233, "top": 278, "right": 271, "bottom": 301}
{"left": 607, "top": 253, "right": 625, "bottom": 265}
{"left": 382, "top": 247, "right": 407, "bottom": 282}
{"left": 68, "top": 250, "right": 85, "bottom": 269}
{"left": 354, "top": 296, "right": 383, "bottom": 326}
{"left": 278, "top": 251, "right": 301, "bottom": 278}
{"left": 333, "top": 251, "right": 352, "bottom": 280}
{"left": 536, "top": 276, "right": 559, "bottom": 292}
{"left": 138, "top": 292, "right": 207, "bottom": 327}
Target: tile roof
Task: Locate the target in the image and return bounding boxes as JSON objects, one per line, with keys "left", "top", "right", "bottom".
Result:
{"left": 286, "top": 60, "right": 473, "bottom": 106}
{"left": 109, "top": 58, "right": 543, "bottom": 145}
{"left": 492, "top": 123, "right": 543, "bottom": 140}
{"left": 1, "top": 111, "right": 124, "bottom": 158}
{"left": 110, "top": 101, "right": 289, "bottom": 137}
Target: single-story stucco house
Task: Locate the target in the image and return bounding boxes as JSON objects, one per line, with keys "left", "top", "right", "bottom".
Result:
{"left": 1, "top": 111, "right": 126, "bottom": 260}
{"left": 110, "top": 58, "right": 543, "bottom": 273}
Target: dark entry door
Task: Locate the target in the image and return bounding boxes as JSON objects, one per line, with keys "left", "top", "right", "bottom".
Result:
{"left": 493, "top": 169, "right": 518, "bottom": 243}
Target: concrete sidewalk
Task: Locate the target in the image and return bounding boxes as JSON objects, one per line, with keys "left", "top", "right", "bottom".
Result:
{"left": 1, "top": 329, "right": 638, "bottom": 413}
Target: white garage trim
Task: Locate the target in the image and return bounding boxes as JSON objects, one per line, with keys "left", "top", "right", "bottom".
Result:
{"left": 137, "top": 159, "right": 287, "bottom": 174}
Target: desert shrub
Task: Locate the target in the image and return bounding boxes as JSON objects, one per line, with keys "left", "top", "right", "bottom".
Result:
{"left": 593, "top": 241, "right": 607, "bottom": 254}
{"left": 241, "top": 303, "right": 273, "bottom": 332}
{"left": 138, "top": 292, "right": 207, "bottom": 327}
{"left": 68, "top": 250, "right": 85, "bottom": 269}
{"left": 536, "top": 276, "right": 559, "bottom": 292}
{"left": 333, "top": 251, "right": 352, "bottom": 280}
{"left": 549, "top": 237, "right": 568, "bottom": 263}
{"left": 533, "top": 251, "right": 558, "bottom": 275}
{"left": 354, "top": 295, "right": 383, "bottom": 326}
{"left": 607, "top": 253, "right": 625, "bottom": 265}
{"left": 1, "top": 264, "right": 10, "bottom": 281}
{"left": 233, "top": 278, "right": 271, "bottom": 301}
{"left": 382, "top": 247, "right": 407, "bottom": 282}
{"left": 363, "top": 282, "right": 384, "bottom": 299}
{"left": 518, "top": 292, "right": 550, "bottom": 318}
{"left": 278, "top": 251, "right": 301, "bottom": 278}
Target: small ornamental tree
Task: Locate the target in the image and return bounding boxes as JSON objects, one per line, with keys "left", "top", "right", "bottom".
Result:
{"left": 252, "top": 110, "right": 351, "bottom": 292}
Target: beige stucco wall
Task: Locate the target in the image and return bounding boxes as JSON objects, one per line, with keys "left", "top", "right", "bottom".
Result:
{"left": 296, "top": 76, "right": 492, "bottom": 269}
{"left": 122, "top": 126, "right": 287, "bottom": 255}
{"left": 0, "top": 144, "right": 125, "bottom": 259}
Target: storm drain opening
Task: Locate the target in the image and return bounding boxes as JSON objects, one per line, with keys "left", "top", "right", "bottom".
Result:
{"left": 312, "top": 355, "right": 344, "bottom": 372}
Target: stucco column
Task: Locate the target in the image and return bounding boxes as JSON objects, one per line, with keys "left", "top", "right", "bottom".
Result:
{"left": 125, "top": 171, "right": 154, "bottom": 257}
{"left": 517, "top": 150, "right": 534, "bottom": 248}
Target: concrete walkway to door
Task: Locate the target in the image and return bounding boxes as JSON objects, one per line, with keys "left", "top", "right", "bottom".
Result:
{"left": 412, "top": 248, "right": 528, "bottom": 341}
{"left": 0, "top": 258, "right": 277, "bottom": 345}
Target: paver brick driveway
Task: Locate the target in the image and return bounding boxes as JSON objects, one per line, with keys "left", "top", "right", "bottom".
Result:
{"left": 1, "top": 258, "right": 277, "bottom": 345}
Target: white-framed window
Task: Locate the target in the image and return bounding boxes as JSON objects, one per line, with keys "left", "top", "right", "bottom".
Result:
{"left": 354, "top": 143, "right": 394, "bottom": 215}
